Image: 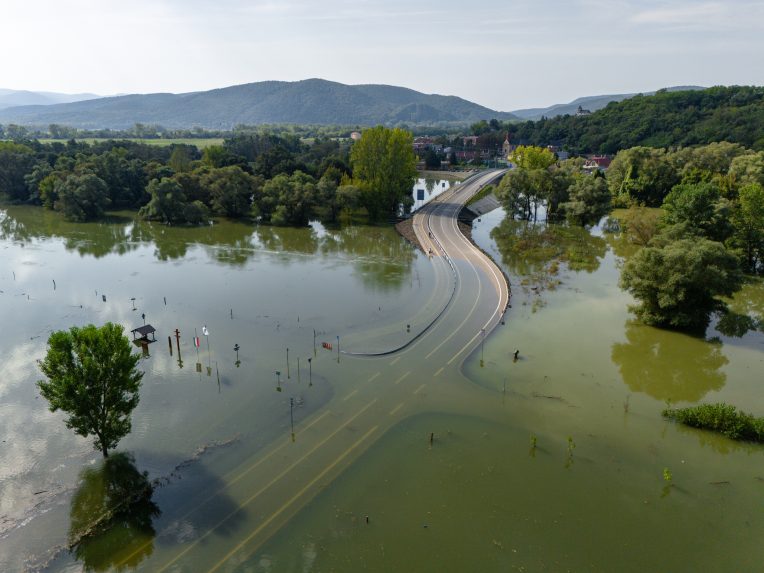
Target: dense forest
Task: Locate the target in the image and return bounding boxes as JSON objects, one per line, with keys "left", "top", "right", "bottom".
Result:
{"left": 472, "top": 86, "right": 764, "bottom": 154}
{"left": 496, "top": 141, "right": 764, "bottom": 331}
{"left": 0, "top": 127, "right": 417, "bottom": 225}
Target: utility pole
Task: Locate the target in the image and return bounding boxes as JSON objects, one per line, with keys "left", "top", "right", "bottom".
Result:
{"left": 290, "top": 397, "right": 295, "bottom": 442}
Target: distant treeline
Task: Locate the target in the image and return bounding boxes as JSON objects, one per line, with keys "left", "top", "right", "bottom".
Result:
{"left": 471, "top": 86, "right": 764, "bottom": 154}
{"left": 0, "top": 127, "right": 417, "bottom": 225}
{"left": 0, "top": 122, "right": 463, "bottom": 142}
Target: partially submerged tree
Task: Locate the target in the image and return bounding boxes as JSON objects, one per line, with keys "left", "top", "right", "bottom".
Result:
{"left": 37, "top": 323, "right": 144, "bottom": 457}
{"left": 560, "top": 175, "right": 611, "bottom": 226}
{"left": 620, "top": 238, "right": 743, "bottom": 331}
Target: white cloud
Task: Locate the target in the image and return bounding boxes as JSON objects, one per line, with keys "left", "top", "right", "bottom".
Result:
{"left": 0, "top": 0, "right": 762, "bottom": 109}
{"left": 631, "top": 2, "right": 725, "bottom": 25}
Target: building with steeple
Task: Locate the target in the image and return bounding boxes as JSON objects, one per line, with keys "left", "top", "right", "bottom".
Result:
{"left": 502, "top": 133, "right": 512, "bottom": 158}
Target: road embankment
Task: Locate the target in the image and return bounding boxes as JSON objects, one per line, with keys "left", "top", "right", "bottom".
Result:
{"left": 395, "top": 217, "right": 425, "bottom": 252}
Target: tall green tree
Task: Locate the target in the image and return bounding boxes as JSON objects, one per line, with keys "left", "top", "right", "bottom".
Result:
{"left": 261, "top": 171, "right": 318, "bottom": 226}
{"left": 496, "top": 168, "right": 537, "bottom": 220}
{"left": 662, "top": 182, "right": 732, "bottom": 242}
{"left": 729, "top": 152, "right": 764, "bottom": 188}
{"left": 0, "top": 141, "right": 36, "bottom": 202}
{"left": 56, "top": 173, "right": 111, "bottom": 222}
{"left": 620, "top": 238, "right": 743, "bottom": 331}
{"left": 607, "top": 147, "right": 678, "bottom": 206}
{"left": 350, "top": 126, "right": 417, "bottom": 220}
{"left": 730, "top": 183, "right": 764, "bottom": 273}
{"left": 203, "top": 166, "right": 260, "bottom": 218}
{"left": 509, "top": 145, "right": 556, "bottom": 170}
{"left": 139, "top": 177, "right": 190, "bottom": 224}
{"left": 37, "top": 323, "right": 144, "bottom": 457}
{"left": 560, "top": 175, "right": 611, "bottom": 226}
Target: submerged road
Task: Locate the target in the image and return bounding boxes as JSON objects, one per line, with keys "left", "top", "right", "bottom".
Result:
{"left": 122, "top": 169, "right": 511, "bottom": 571}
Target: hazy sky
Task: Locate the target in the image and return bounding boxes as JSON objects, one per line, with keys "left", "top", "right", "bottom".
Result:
{"left": 3, "top": 0, "right": 763, "bottom": 110}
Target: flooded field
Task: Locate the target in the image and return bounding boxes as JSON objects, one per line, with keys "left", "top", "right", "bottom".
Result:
{"left": 1, "top": 204, "right": 763, "bottom": 572}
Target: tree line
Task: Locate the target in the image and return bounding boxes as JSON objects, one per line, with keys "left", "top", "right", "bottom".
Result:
{"left": 496, "top": 142, "right": 764, "bottom": 332}
{"left": 470, "top": 86, "right": 764, "bottom": 154}
{"left": 0, "top": 126, "right": 417, "bottom": 225}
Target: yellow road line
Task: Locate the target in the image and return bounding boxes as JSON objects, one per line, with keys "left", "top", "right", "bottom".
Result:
{"left": 228, "top": 410, "right": 332, "bottom": 485}
{"left": 394, "top": 371, "right": 411, "bottom": 385}
{"left": 342, "top": 388, "right": 359, "bottom": 401}
{"left": 367, "top": 372, "right": 381, "bottom": 382}
{"left": 207, "top": 425, "right": 380, "bottom": 573}
{"left": 390, "top": 356, "right": 401, "bottom": 366}
{"left": 116, "top": 408, "right": 333, "bottom": 568}
{"left": 156, "top": 400, "right": 378, "bottom": 573}
{"left": 389, "top": 403, "right": 405, "bottom": 416}
{"left": 413, "top": 383, "right": 427, "bottom": 395}
{"left": 433, "top": 367, "right": 444, "bottom": 377}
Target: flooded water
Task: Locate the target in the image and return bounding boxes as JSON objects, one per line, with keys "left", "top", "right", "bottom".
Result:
{"left": 1, "top": 204, "right": 763, "bottom": 572}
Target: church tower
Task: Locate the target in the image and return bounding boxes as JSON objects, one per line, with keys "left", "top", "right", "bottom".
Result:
{"left": 502, "top": 132, "right": 512, "bottom": 158}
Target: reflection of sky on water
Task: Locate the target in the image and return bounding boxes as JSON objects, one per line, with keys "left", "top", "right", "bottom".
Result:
{"left": 0, "top": 206, "right": 433, "bottom": 570}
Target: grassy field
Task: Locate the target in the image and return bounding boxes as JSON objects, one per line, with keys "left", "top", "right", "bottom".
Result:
{"left": 36, "top": 138, "right": 225, "bottom": 148}
{"left": 417, "top": 169, "right": 474, "bottom": 181}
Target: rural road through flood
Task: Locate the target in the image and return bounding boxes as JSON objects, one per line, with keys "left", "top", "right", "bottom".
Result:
{"left": 119, "top": 169, "right": 511, "bottom": 571}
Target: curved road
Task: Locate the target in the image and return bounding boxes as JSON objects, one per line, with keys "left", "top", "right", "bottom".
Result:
{"left": 122, "top": 169, "right": 511, "bottom": 572}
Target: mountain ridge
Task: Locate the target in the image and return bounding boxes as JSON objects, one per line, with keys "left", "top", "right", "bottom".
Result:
{"left": 0, "top": 89, "right": 100, "bottom": 110}
{"left": 0, "top": 79, "right": 517, "bottom": 129}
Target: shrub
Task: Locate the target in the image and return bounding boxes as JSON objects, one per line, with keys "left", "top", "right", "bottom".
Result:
{"left": 662, "top": 403, "right": 764, "bottom": 442}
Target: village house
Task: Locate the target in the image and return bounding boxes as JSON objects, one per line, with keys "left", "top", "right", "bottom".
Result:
{"left": 583, "top": 155, "right": 612, "bottom": 172}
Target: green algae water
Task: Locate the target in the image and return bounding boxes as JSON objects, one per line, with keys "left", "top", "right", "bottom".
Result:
{"left": 251, "top": 209, "right": 764, "bottom": 573}
{"left": 1, "top": 205, "right": 763, "bottom": 572}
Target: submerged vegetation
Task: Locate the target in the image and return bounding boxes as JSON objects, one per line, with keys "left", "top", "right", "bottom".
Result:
{"left": 663, "top": 403, "right": 764, "bottom": 442}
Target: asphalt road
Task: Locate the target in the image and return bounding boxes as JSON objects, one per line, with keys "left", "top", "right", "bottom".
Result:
{"left": 122, "top": 169, "right": 512, "bottom": 571}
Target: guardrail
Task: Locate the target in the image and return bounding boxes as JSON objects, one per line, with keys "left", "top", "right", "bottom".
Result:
{"left": 344, "top": 170, "right": 506, "bottom": 357}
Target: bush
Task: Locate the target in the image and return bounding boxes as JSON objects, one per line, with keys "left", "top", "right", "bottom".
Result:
{"left": 663, "top": 403, "right": 764, "bottom": 442}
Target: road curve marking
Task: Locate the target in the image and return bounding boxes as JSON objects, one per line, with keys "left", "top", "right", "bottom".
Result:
{"left": 433, "top": 367, "right": 444, "bottom": 377}
{"left": 390, "top": 356, "right": 401, "bottom": 366}
{"left": 413, "top": 383, "right": 427, "bottom": 395}
{"left": 206, "top": 425, "right": 380, "bottom": 573}
{"left": 367, "top": 372, "right": 381, "bottom": 382}
{"left": 389, "top": 403, "right": 405, "bottom": 416}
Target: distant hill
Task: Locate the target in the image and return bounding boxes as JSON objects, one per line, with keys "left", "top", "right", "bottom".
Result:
{"left": 0, "top": 79, "right": 518, "bottom": 129}
{"left": 508, "top": 86, "right": 764, "bottom": 153}
{"left": 0, "top": 89, "right": 100, "bottom": 110}
{"left": 511, "top": 86, "right": 705, "bottom": 120}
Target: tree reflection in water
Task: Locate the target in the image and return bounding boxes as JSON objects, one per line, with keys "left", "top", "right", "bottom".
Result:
{"left": 0, "top": 206, "right": 416, "bottom": 290}
{"left": 68, "top": 452, "right": 160, "bottom": 572}
{"left": 611, "top": 322, "right": 728, "bottom": 403}
{"left": 490, "top": 218, "right": 607, "bottom": 276}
